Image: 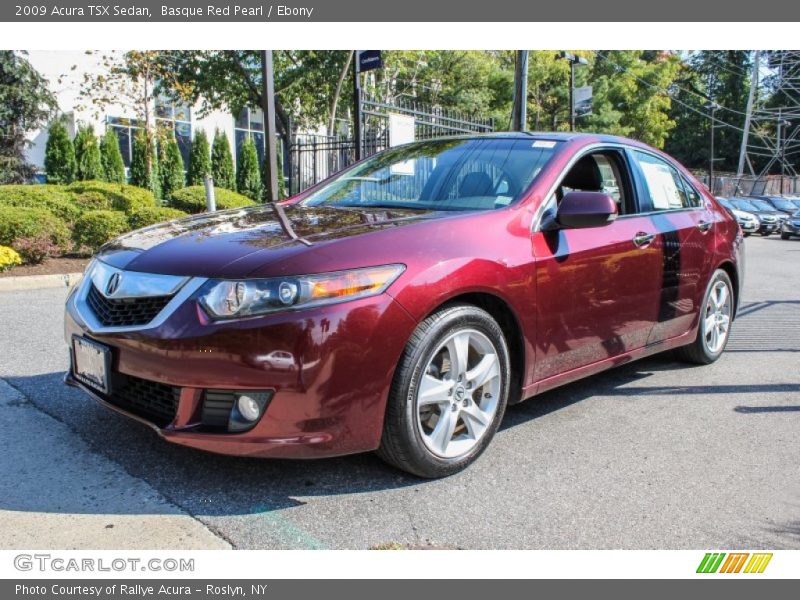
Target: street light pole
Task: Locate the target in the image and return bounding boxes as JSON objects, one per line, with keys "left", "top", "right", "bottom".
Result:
{"left": 352, "top": 51, "right": 363, "bottom": 161}
{"left": 260, "top": 50, "right": 279, "bottom": 203}
{"left": 555, "top": 52, "right": 589, "bottom": 132}
{"left": 708, "top": 103, "right": 718, "bottom": 195}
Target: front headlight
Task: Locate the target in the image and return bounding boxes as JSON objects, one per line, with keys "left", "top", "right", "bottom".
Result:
{"left": 198, "top": 264, "right": 405, "bottom": 320}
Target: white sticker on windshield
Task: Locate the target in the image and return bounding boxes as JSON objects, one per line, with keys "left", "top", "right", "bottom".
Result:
{"left": 532, "top": 140, "right": 557, "bottom": 148}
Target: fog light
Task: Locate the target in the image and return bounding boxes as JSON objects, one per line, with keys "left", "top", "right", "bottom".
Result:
{"left": 237, "top": 394, "right": 262, "bottom": 422}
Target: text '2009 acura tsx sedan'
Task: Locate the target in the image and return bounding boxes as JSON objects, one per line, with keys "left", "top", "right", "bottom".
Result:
{"left": 65, "top": 133, "right": 743, "bottom": 477}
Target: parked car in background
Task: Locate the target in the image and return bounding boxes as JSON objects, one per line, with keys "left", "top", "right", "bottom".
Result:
{"left": 752, "top": 195, "right": 800, "bottom": 217}
{"left": 727, "top": 198, "right": 780, "bottom": 235}
{"left": 64, "top": 132, "right": 743, "bottom": 477}
{"left": 781, "top": 209, "right": 800, "bottom": 239}
{"left": 717, "top": 197, "right": 759, "bottom": 236}
{"left": 742, "top": 197, "right": 791, "bottom": 227}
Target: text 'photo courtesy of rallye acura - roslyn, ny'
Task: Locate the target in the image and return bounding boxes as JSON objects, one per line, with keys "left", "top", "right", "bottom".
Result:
{"left": 64, "top": 132, "right": 743, "bottom": 478}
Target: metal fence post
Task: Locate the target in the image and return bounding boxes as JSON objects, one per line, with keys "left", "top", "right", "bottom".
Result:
{"left": 204, "top": 175, "right": 216, "bottom": 212}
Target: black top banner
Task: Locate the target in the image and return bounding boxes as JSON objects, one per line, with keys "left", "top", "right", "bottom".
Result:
{"left": 2, "top": 0, "right": 798, "bottom": 21}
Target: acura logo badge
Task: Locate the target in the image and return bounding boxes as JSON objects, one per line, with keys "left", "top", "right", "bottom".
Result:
{"left": 106, "top": 272, "right": 122, "bottom": 296}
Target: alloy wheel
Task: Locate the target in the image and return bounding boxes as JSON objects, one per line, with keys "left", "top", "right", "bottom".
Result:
{"left": 703, "top": 280, "right": 732, "bottom": 354}
{"left": 415, "top": 328, "right": 502, "bottom": 459}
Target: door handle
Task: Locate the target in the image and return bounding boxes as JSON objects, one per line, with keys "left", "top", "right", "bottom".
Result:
{"left": 633, "top": 232, "right": 656, "bottom": 248}
{"left": 697, "top": 220, "right": 712, "bottom": 233}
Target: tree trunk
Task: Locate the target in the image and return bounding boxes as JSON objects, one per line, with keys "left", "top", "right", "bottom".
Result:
{"left": 328, "top": 51, "right": 354, "bottom": 137}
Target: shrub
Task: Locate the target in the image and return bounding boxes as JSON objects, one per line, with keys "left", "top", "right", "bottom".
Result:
{"left": 188, "top": 129, "right": 211, "bottom": 186}
{"left": 170, "top": 186, "right": 256, "bottom": 214}
{"left": 73, "top": 125, "right": 103, "bottom": 181}
{"left": 66, "top": 180, "right": 156, "bottom": 214}
{"left": 0, "top": 184, "right": 81, "bottom": 223}
{"left": 127, "top": 206, "right": 188, "bottom": 230}
{"left": 100, "top": 128, "right": 126, "bottom": 184}
{"left": 0, "top": 245, "right": 22, "bottom": 272}
{"left": 0, "top": 206, "right": 71, "bottom": 256}
{"left": 211, "top": 129, "right": 235, "bottom": 190}
{"left": 160, "top": 135, "right": 185, "bottom": 201}
{"left": 237, "top": 136, "right": 262, "bottom": 201}
{"left": 73, "top": 210, "right": 129, "bottom": 252}
{"left": 12, "top": 234, "right": 61, "bottom": 264}
{"left": 44, "top": 120, "right": 76, "bottom": 184}
{"left": 130, "top": 129, "right": 160, "bottom": 200}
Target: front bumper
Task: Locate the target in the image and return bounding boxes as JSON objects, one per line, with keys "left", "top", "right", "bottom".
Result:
{"left": 64, "top": 271, "right": 417, "bottom": 459}
{"left": 781, "top": 221, "right": 800, "bottom": 236}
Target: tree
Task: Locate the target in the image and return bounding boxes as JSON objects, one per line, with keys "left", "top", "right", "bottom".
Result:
{"left": 44, "top": 119, "right": 76, "bottom": 184}
{"left": 160, "top": 133, "right": 185, "bottom": 201}
{"left": 237, "top": 135, "right": 261, "bottom": 201}
{"left": 187, "top": 129, "right": 211, "bottom": 186}
{"left": 73, "top": 124, "right": 104, "bottom": 181}
{"left": 211, "top": 129, "right": 235, "bottom": 190}
{"left": 0, "top": 51, "right": 56, "bottom": 183}
{"left": 130, "top": 128, "right": 160, "bottom": 198}
{"left": 99, "top": 128, "right": 126, "bottom": 183}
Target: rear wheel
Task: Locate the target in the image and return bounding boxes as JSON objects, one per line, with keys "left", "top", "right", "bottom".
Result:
{"left": 377, "top": 304, "right": 510, "bottom": 478}
{"left": 676, "top": 269, "right": 734, "bottom": 365}
{"left": 781, "top": 232, "right": 791, "bottom": 240}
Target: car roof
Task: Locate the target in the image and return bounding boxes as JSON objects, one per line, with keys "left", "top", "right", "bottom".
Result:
{"left": 423, "top": 131, "right": 649, "bottom": 147}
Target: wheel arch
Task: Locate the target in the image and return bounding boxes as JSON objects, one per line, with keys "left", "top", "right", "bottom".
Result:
{"left": 715, "top": 260, "right": 740, "bottom": 319}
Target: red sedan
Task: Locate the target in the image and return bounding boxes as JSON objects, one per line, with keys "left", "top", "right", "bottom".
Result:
{"left": 64, "top": 133, "right": 743, "bottom": 477}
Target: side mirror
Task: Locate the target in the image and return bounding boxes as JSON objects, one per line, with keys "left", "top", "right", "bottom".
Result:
{"left": 556, "top": 191, "right": 618, "bottom": 229}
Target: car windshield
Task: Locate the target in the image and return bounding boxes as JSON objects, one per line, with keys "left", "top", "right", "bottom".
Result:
{"left": 794, "top": 209, "right": 800, "bottom": 218}
{"left": 732, "top": 199, "right": 758, "bottom": 211}
{"left": 300, "top": 137, "right": 561, "bottom": 211}
{"left": 769, "top": 198, "right": 796, "bottom": 210}
{"left": 750, "top": 199, "right": 774, "bottom": 211}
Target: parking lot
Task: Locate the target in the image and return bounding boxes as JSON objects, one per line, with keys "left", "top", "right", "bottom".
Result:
{"left": 0, "top": 235, "right": 798, "bottom": 550}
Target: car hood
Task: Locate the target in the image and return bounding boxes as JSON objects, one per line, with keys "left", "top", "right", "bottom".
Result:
{"left": 97, "top": 204, "right": 441, "bottom": 278}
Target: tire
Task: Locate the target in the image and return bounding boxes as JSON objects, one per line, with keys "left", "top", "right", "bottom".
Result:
{"left": 377, "top": 304, "right": 511, "bottom": 478}
{"left": 760, "top": 231, "right": 771, "bottom": 236}
{"left": 675, "top": 269, "right": 735, "bottom": 365}
{"left": 781, "top": 232, "right": 790, "bottom": 240}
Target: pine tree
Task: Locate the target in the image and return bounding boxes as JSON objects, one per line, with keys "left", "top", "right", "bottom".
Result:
{"left": 73, "top": 124, "right": 103, "bottom": 181}
{"left": 130, "top": 129, "right": 160, "bottom": 198}
{"left": 187, "top": 129, "right": 211, "bottom": 186}
{"left": 44, "top": 120, "right": 76, "bottom": 184}
{"left": 160, "top": 134, "right": 186, "bottom": 202}
{"left": 236, "top": 135, "right": 262, "bottom": 201}
{"left": 211, "top": 129, "right": 235, "bottom": 190}
{"left": 99, "top": 128, "right": 126, "bottom": 183}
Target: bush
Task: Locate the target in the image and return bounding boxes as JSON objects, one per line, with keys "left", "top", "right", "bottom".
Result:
{"left": 160, "top": 135, "right": 186, "bottom": 201}
{"left": 66, "top": 180, "right": 156, "bottom": 214}
{"left": 188, "top": 129, "right": 211, "bottom": 186}
{"left": 73, "top": 210, "right": 129, "bottom": 252}
{"left": 127, "top": 206, "right": 188, "bottom": 230}
{"left": 170, "top": 185, "right": 256, "bottom": 214}
{"left": 100, "top": 129, "right": 126, "bottom": 184}
{"left": 211, "top": 129, "right": 235, "bottom": 190}
{"left": 0, "top": 206, "right": 71, "bottom": 258}
{"left": 237, "top": 136, "right": 262, "bottom": 201}
{"left": 0, "top": 245, "right": 22, "bottom": 272}
{"left": 12, "top": 234, "right": 61, "bottom": 264}
{"left": 130, "top": 129, "right": 160, "bottom": 200}
{"left": 0, "top": 185, "right": 81, "bottom": 223}
{"left": 73, "top": 125, "right": 104, "bottom": 181}
{"left": 44, "top": 120, "right": 76, "bottom": 184}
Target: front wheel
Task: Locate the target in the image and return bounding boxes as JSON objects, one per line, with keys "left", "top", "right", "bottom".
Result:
{"left": 781, "top": 232, "right": 791, "bottom": 240}
{"left": 377, "top": 304, "right": 510, "bottom": 478}
{"left": 676, "top": 269, "right": 734, "bottom": 365}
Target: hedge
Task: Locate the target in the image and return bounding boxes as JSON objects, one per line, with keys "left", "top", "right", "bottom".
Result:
{"left": 170, "top": 185, "right": 256, "bottom": 214}
{"left": 0, "top": 206, "right": 71, "bottom": 261}
{"left": 127, "top": 206, "right": 188, "bottom": 230}
{"left": 73, "top": 210, "right": 130, "bottom": 252}
{"left": 0, "top": 185, "right": 82, "bottom": 224}
{"left": 66, "top": 181, "right": 156, "bottom": 214}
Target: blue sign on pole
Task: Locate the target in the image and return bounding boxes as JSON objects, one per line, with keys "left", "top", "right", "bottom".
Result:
{"left": 358, "top": 50, "right": 383, "bottom": 72}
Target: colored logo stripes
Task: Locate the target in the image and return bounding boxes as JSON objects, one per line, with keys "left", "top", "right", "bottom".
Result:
{"left": 697, "top": 552, "right": 773, "bottom": 574}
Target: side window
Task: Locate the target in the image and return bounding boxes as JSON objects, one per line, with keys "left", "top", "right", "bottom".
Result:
{"left": 556, "top": 151, "right": 630, "bottom": 215}
{"left": 681, "top": 177, "right": 703, "bottom": 208}
{"left": 634, "top": 151, "right": 691, "bottom": 211}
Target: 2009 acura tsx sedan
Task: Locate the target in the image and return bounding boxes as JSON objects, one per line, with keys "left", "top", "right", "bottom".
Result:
{"left": 64, "top": 132, "right": 743, "bottom": 477}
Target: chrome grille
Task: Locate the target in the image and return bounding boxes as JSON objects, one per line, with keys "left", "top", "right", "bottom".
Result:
{"left": 87, "top": 283, "right": 172, "bottom": 327}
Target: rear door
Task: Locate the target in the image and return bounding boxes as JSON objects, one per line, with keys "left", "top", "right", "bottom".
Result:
{"left": 629, "top": 150, "right": 716, "bottom": 344}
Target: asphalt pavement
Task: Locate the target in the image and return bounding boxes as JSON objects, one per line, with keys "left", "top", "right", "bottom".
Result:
{"left": 0, "top": 235, "right": 798, "bottom": 550}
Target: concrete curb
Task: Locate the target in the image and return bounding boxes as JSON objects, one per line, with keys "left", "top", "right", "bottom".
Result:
{"left": 0, "top": 272, "right": 83, "bottom": 292}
